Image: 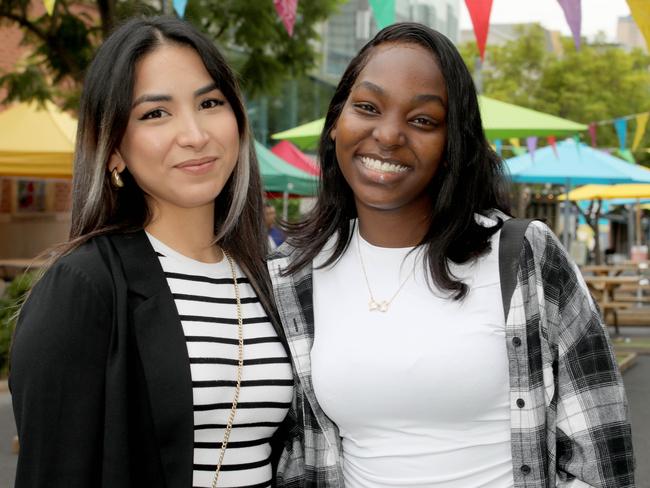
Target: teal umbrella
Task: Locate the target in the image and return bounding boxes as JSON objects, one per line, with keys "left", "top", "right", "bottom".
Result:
{"left": 255, "top": 141, "right": 318, "bottom": 196}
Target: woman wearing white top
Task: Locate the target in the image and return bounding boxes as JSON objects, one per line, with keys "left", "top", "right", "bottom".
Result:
{"left": 269, "top": 22, "right": 634, "bottom": 487}
{"left": 11, "top": 17, "right": 292, "bottom": 488}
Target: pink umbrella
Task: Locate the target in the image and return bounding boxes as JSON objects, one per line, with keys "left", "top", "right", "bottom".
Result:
{"left": 271, "top": 140, "right": 320, "bottom": 176}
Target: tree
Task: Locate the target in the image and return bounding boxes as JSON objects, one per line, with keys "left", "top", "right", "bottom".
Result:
{"left": 0, "top": 0, "right": 344, "bottom": 109}
{"left": 460, "top": 25, "right": 650, "bottom": 164}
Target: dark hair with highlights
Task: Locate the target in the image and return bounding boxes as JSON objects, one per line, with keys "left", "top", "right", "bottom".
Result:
{"left": 285, "top": 22, "right": 511, "bottom": 299}
{"left": 51, "top": 16, "right": 274, "bottom": 314}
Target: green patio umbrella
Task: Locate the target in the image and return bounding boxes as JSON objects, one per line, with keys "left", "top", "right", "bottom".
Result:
{"left": 271, "top": 96, "right": 588, "bottom": 150}
{"left": 255, "top": 141, "right": 318, "bottom": 196}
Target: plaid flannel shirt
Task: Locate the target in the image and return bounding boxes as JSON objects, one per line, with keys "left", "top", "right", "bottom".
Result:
{"left": 268, "top": 220, "right": 635, "bottom": 487}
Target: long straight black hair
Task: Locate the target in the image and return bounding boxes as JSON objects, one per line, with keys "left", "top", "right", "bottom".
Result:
{"left": 52, "top": 16, "right": 275, "bottom": 316}
{"left": 285, "top": 22, "right": 511, "bottom": 299}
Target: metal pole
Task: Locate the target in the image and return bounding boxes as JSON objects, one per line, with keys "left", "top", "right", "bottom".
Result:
{"left": 563, "top": 179, "right": 571, "bottom": 249}
{"left": 282, "top": 190, "right": 289, "bottom": 221}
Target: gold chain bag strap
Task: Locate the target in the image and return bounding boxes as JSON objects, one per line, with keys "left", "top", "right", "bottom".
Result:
{"left": 211, "top": 250, "right": 244, "bottom": 488}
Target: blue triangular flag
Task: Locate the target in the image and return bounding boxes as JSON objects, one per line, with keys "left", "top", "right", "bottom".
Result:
{"left": 614, "top": 117, "right": 628, "bottom": 150}
{"left": 173, "top": 0, "right": 187, "bottom": 17}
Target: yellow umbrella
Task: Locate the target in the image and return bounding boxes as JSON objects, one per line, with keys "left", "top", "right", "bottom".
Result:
{"left": 0, "top": 101, "right": 76, "bottom": 178}
{"left": 558, "top": 184, "right": 650, "bottom": 201}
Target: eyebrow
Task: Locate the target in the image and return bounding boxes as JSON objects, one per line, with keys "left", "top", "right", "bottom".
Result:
{"left": 132, "top": 82, "right": 220, "bottom": 108}
{"left": 356, "top": 80, "right": 446, "bottom": 108}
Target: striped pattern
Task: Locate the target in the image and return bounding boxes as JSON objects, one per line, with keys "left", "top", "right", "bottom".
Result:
{"left": 149, "top": 236, "right": 293, "bottom": 488}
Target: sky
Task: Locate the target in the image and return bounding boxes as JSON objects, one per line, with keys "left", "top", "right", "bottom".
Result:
{"left": 458, "top": 0, "right": 632, "bottom": 43}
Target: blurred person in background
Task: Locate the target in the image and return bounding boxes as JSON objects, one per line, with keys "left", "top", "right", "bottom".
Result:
{"left": 265, "top": 202, "right": 286, "bottom": 250}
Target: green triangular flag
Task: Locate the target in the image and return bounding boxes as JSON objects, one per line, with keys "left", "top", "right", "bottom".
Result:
{"left": 617, "top": 148, "right": 636, "bottom": 164}
{"left": 369, "top": 0, "right": 395, "bottom": 29}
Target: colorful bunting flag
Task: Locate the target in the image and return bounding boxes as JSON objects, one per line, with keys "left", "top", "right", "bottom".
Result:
{"left": 632, "top": 112, "right": 649, "bottom": 151}
{"left": 494, "top": 139, "right": 502, "bottom": 156}
{"left": 464, "top": 0, "right": 493, "bottom": 61}
{"left": 557, "top": 0, "right": 581, "bottom": 50}
{"left": 588, "top": 122, "right": 597, "bottom": 147}
{"left": 627, "top": 0, "right": 650, "bottom": 52}
{"left": 173, "top": 0, "right": 187, "bottom": 17}
{"left": 614, "top": 117, "right": 628, "bottom": 150}
{"left": 44, "top": 0, "right": 56, "bottom": 15}
{"left": 369, "top": 0, "right": 395, "bottom": 30}
{"left": 526, "top": 136, "right": 538, "bottom": 161}
{"left": 547, "top": 135, "right": 558, "bottom": 158}
{"left": 509, "top": 138, "right": 520, "bottom": 148}
{"left": 617, "top": 148, "right": 636, "bottom": 163}
{"left": 274, "top": 0, "right": 298, "bottom": 37}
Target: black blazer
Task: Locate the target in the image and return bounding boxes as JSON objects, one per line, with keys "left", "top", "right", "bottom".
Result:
{"left": 10, "top": 231, "right": 288, "bottom": 487}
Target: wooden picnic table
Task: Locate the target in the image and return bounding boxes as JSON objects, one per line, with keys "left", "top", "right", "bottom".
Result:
{"left": 580, "top": 264, "right": 639, "bottom": 276}
{"left": 584, "top": 276, "right": 649, "bottom": 301}
{"left": 583, "top": 275, "right": 650, "bottom": 335}
{"left": 0, "top": 258, "right": 47, "bottom": 281}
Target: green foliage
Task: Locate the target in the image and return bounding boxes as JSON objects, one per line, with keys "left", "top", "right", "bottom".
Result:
{"left": 460, "top": 24, "right": 650, "bottom": 165}
{"left": 268, "top": 198, "right": 301, "bottom": 223}
{"left": 0, "top": 272, "right": 36, "bottom": 376}
{"left": 0, "top": 0, "right": 344, "bottom": 107}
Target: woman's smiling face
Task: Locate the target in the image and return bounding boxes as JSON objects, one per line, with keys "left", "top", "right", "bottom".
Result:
{"left": 332, "top": 42, "right": 448, "bottom": 218}
{"left": 110, "top": 43, "right": 240, "bottom": 217}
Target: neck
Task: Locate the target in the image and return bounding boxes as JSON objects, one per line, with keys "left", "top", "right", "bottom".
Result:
{"left": 145, "top": 201, "right": 221, "bottom": 263}
{"left": 356, "top": 205, "right": 430, "bottom": 248}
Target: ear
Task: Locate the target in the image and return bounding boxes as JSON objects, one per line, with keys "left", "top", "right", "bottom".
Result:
{"left": 107, "top": 151, "right": 126, "bottom": 173}
{"left": 330, "top": 126, "right": 337, "bottom": 141}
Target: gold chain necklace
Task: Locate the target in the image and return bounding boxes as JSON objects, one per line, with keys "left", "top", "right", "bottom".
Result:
{"left": 211, "top": 249, "right": 244, "bottom": 488}
{"left": 356, "top": 227, "right": 414, "bottom": 312}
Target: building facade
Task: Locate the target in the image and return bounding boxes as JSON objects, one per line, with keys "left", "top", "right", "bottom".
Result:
{"left": 319, "top": 0, "right": 460, "bottom": 80}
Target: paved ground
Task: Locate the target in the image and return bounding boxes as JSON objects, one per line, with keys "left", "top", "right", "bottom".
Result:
{"left": 0, "top": 388, "right": 16, "bottom": 487}
{"left": 0, "top": 329, "right": 647, "bottom": 486}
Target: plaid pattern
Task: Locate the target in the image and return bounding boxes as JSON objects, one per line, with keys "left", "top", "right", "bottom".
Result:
{"left": 268, "top": 220, "right": 635, "bottom": 487}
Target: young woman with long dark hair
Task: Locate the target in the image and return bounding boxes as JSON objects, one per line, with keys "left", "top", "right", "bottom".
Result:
{"left": 269, "top": 22, "right": 634, "bottom": 487}
{"left": 11, "top": 16, "right": 291, "bottom": 488}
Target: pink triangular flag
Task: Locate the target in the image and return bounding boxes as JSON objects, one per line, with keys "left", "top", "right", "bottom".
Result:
{"left": 464, "top": 0, "right": 493, "bottom": 61}
{"left": 588, "top": 122, "right": 597, "bottom": 147}
{"left": 526, "top": 136, "right": 538, "bottom": 161}
{"left": 547, "top": 136, "right": 558, "bottom": 158}
{"left": 274, "top": 0, "right": 298, "bottom": 37}
{"left": 557, "top": 0, "right": 581, "bottom": 50}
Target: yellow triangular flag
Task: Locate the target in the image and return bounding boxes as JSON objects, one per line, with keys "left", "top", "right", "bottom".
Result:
{"left": 509, "top": 138, "right": 520, "bottom": 147}
{"left": 632, "top": 112, "right": 649, "bottom": 151}
{"left": 44, "top": 0, "right": 55, "bottom": 15}
{"left": 627, "top": 0, "right": 650, "bottom": 51}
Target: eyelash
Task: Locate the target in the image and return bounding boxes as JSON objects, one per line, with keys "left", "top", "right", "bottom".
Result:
{"left": 353, "top": 103, "right": 438, "bottom": 128}
{"left": 139, "top": 98, "right": 225, "bottom": 120}
{"left": 353, "top": 102, "right": 377, "bottom": 114}
{"left": 200, "top": 98, "right": 226, "bottom": 109}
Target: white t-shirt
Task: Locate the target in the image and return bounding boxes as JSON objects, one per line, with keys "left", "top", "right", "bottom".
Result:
{"left": 311, "top": 220, "right": 514, "bottom": 487}
{"left": 147, "top": 233, "right": 293, "bottom": 488}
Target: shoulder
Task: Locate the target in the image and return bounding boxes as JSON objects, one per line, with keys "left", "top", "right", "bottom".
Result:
{"left": 33, "top": 235, "right": 121, "bottom": 312}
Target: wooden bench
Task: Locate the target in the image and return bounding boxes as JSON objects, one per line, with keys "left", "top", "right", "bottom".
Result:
{"left": 598, "top": 302, "right": 635, "bottom": 335}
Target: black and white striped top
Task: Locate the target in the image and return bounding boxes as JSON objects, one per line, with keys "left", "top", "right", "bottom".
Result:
{"left": 147, "top": 234, "right": 293, "bottom": 488}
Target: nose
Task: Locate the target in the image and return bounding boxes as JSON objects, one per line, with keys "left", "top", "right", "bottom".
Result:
{"left": 372, "top": 116, "right": 406, "bottom": 148}
{"left": 176, "top": 111, "right": 210, "bottom": 150}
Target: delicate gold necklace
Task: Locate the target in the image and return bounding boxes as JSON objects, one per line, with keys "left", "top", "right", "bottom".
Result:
{"left": 211, "top": 249, "right": 244, "bottom": 488}
{"left": 356, "top": 227, "right": 414, "bottom": 312}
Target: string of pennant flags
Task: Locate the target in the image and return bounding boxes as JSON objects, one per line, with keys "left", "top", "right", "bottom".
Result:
{"left": 38, "top": 0, "right": 650, "bottom": 166}
{"left": 41, "top": 0, "right": 301, "bottom": 35}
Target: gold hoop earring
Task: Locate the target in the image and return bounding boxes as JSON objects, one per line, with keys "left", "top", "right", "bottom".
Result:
{"left": 111, "top": 168, "right": 124, "bottom": 189}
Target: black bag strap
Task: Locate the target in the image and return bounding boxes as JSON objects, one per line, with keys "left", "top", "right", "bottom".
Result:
{"left": 499, "top": 218, "right": 534, "bottom": 322}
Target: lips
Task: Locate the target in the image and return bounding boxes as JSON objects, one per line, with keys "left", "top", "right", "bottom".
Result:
{"left": 175, "top": 156, "right": 216, "bottom": 169}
